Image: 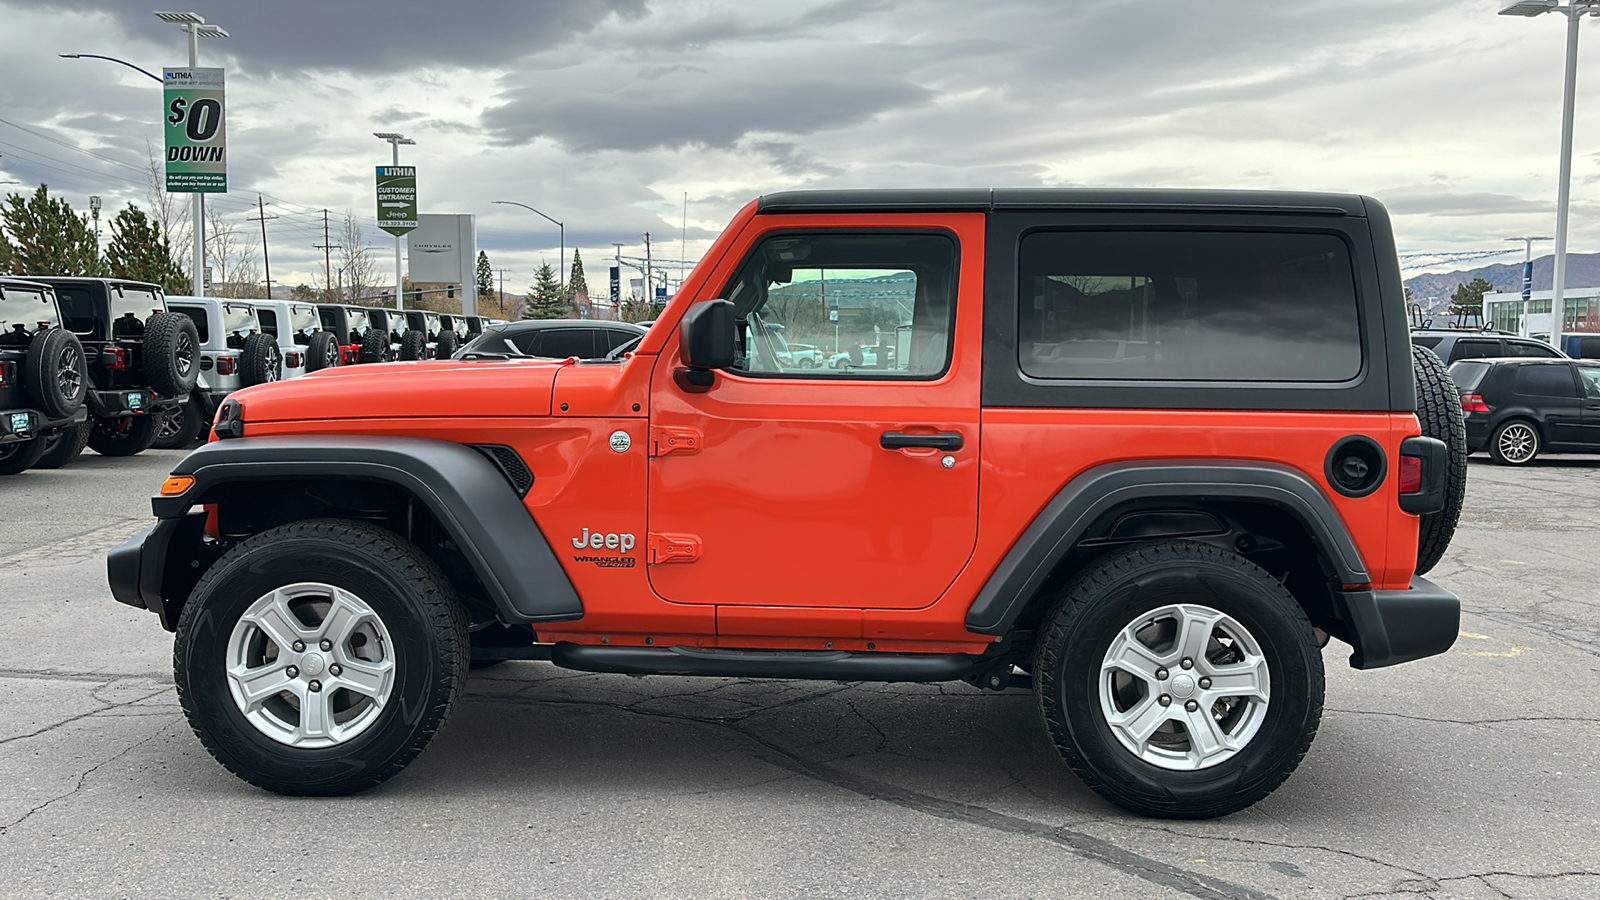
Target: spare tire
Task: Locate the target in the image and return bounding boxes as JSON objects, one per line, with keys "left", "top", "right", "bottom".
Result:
{"left": 1413, "top": 345, "right": 1467, "bottom": 576}
{"left": 143, "top": 311, "right": 201, "bottom": 396}
{"left": 305, "top": 331, "right": 339, "bottom": 372}
{"left": 399, "top": 330, "right": 427, "bottom": 361}
{"left": 361, "top": 329, "right": 389, "bottom": 363}
{"left": 240, "top": 333, "right": 281, "bottom": 386}
{"left": 435, "top": 330, "right": 459, "bottom": 360}
{"left": 24, "top": 327, "right": 87, "bottom": 420}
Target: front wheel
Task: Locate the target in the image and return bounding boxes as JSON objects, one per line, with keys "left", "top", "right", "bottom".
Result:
{"left": 1489, "top": 420, "right": 1539, "bottom": 465}
{"left": 174, "top": 519, "right": 468, "bottom": 795}
{"left": 1034, "top": 541, "right": 1324, "bottom": 819}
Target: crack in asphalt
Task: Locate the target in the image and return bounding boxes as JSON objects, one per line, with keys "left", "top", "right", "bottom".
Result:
{"left": 0, "top": 679, "right": 175, "bottom": 748}
{"left": 1324, "top": 707, "right": 1600, "bottom": 728}
{"left": 0, "top": 720, "right": 175, "bottom": 835}
{"left": 477, "top": 689, "right": 1276, "bottom": 900}
{"left": 1340, "top": 869, "right": 1600, "bottom": 900}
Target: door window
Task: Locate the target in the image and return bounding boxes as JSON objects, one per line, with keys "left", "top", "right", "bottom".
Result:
{"left": 1578, "top": 366, "right": 1600, "bottom": 399}
{"left": 599, "top": 328, "right": 640, "bottom": 354}
{"left": 1505, "top": 340, "right": 1560, "bottom": 358}
{"left": 721, "top": 232, "right": 957, "bottom": 379}
{"left": 1449, "top": 340, "right": 1501, "bottom": 363}
{"left": 1514, "top": 364, "right": 1578, "bottom": 397}
{"left": 531, "top": 328, "right": 596, "bottom": 359}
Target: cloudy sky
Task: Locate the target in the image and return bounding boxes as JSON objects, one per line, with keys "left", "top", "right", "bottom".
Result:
{"left": 3, "top": 0, "right": 1600, "bottom": 294}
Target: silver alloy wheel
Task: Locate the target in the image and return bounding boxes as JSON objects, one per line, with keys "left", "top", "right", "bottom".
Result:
{"left": 225, "top": 582, "right": 397, "bottom": 748}
{"left": 57, "top": 345, "right": 82, "bottom": 397}
{"left": 1099, "top": 603, "right": 1271, "bottom": 771}
{"left": 1496, "top": 423, "right": 1538, "bottom": 464}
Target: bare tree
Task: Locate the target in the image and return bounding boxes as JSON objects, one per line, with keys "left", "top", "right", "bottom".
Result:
{"left": 337, "top": 211, "right": 381, "bottom": 304}
{"left": 144, "top": 140, "right": 190, "bottom": 279}
{"left": 205, "top": 204, "right": 261, "bottom": 298}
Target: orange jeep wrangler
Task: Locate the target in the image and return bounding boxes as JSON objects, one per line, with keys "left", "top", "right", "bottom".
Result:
{"left": 109, "top": 189, "right": 1465, "bottom": 818}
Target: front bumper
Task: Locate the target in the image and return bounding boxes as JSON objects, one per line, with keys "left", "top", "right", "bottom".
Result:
{"left": 1334, "top": 576, "right": 1460, "bottom": 669}
{"left": 88, "top": 389, "right": 183, "bottom": 419}
{"left": 108, "top": 512, "right": 206, "bottom": 630}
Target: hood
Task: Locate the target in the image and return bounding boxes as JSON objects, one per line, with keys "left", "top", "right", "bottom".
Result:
{"left": 230, "top": 358, "right": 564, "bottom": 422}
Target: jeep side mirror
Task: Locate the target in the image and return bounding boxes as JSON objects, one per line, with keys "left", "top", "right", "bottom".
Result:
{"left": 676, "top": 299, "right": 735, "bottom": 392}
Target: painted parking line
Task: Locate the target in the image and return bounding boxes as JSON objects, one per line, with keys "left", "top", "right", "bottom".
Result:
{"left": 1457, "top": 631, "right": 1531, "bottom": 658}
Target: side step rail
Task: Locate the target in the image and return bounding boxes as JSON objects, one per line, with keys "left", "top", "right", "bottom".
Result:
{"left": 550, "top": 643, "right": 986, "bottom": 684}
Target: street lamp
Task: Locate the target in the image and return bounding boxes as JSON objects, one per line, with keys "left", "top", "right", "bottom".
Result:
{"left": 155, "top": 11, "right": 227, "bottom": 297}
{"left": 1500, "top": 0, "right": 1600, "bottom": 353}
{"left": 374, "top": 132, "right": 415, "bottom": 310}
{"left": 57, "top": 54, "right": 163, "bottom": 83}
{"left": 492, "top": 200, "right": 564, "bottom": 286}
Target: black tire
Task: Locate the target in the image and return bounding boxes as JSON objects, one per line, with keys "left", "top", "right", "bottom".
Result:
{"left": 153, "top": 395, "right": 204, "bottom": 449}
{"left": 361, "top": 329, "right": 390, "bottom": 364}
{"left": 0, "top": 437, "right": 50, "bottom": 476}
{"left": 174, "top": 519, "right": 469, "bottom": 796}
{"left": 1488, "top": 419, "right": 1540, "bottom": 466}
{"left": 398, "top": 330, "right": 426, "bottom": 361}
{"left": 142, "top": 311, "right": 201, "bottom": 396}
{"left": 24, "top": 327, "right": 87, "bottom": 419}
{"left": 87, "top": 413, "right": 158, "bottom": 457}
{"left": 1412, "top": 346, "right": 1467, "bottom": 576}
{"left": 1034, "top": 541, "right": 1324, "bottom": 819}
{"left": 240, "top": 333, "right": 282, "bottom": 386}
{"left": 32, "top": 420, "right": 91, "bottom": 469}
{"left": 305, "top": 331, "right": 339, "bottom": 372}
{"left": 435, "top": 330, "right": 458, "bottom": 360}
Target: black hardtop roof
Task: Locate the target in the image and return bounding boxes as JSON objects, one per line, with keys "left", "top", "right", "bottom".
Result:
{"left": 0, "top": 276, "right": 55, "bottom": 293}
{"left": 758, "top": 188, "right": 1370, "bottom": 217}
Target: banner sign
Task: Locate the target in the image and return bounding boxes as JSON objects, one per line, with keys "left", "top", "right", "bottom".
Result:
{"left": 1522, "top": 260, "right": 1533, "bottom": 304}
{"left": 609, "top": 266, "right": 620, "bottom": 304}
{"left": 407, "top": 214, "right": 476, "bottom": 284}
{"left": 375, "top": 166, "right": 417, "bottom": 235}
{"left": 164, "top": 67, "right": 226, "bottom": 193}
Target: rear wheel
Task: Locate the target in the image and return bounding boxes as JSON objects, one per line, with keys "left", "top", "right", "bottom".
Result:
{"left": 153, "top": 396, "right": 205, "bottom": 449}
{"left": 88, "top": 414, "right": 159, "bottom": 457}
{"left": 0, "top": 438, "right": 50, "bottom": 476}
{"left": 1034, "top": 541, "right": 1323, "bottom": 819}
{"left": 174, "top": 519, "right": 468, "bottom": 795}
{"left": 32, "top": 420, "right": 92, "bottom": 469}
{"left": 1489, "top": 420, "right": 1539, "bottom": 465}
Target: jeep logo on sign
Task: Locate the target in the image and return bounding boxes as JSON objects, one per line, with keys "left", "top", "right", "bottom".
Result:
{"left": 572, "top": 528, "right": 635, "bottom": 554}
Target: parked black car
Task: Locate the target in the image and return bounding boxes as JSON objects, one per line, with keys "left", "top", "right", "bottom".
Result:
{"left": 26, "top": 277, "right": 199, "bottom": 457}
{"left": 456, "top": 319, "right": 646, "bottom": 360}
{"left": 1412, "top": 329, "right": 1564, "bottom": 364}
{"left": 1448, "top": 357, "right": 1600, "bottom": 464}
{"left": 0, "top": 277, "right": 90, "bottom": 474}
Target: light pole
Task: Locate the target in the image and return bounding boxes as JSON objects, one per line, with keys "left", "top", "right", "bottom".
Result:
{"left": 155, "top": 12, "right": 228, "bottom": 297}
{"left": 492, "top": 200, "right": 564, "bottom": 286}
{"left": 1501, "top": 1, "right": 1600, "bottom": 352}
{"left": 374, "top": 132, "right": 415, "bottom": 309}
{"left": 57, "top": 53, "right": 162, "bottom": 83}
{"left": 1505, "top": 235, "right": 1553, "bottom": 334}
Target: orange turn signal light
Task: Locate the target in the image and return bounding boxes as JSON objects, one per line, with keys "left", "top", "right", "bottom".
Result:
{"left": 160, "top": 475, "right": 195, "bottom": 496}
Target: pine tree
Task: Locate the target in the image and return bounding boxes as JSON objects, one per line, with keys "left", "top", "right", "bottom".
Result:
{"left": 1448, "top": 277, "right": 1493, "bottom": 322}
{"left": 106, "top": 204, "right": 190, "bottom": 293}
{"left": 0, "top": 185, "right": 102, "bottom": 276}
{"left": 476, "top": 250, "right": 494, "bottom": 304}
{"left": 523, "top": 262, "right": 571, "bottom": 319}
{"left": 566, "top": 249, "right": 590, "bottom": 317}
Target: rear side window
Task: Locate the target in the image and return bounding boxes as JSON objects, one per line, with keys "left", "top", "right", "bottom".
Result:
{"left": 531, "top": 329, "right": 596, "bottom": 359}
{"left": 257, "top": 308, "right": 278, "bottom": 336}
{"left": 1505, "top": 340, "right": 1560, "bottom": 358}
{"left": 1018, "top": 231, "right": 1361, "bottom": 381}
{"left": 112, "top": 288, "right": 164, "bottom": 323}
{"left": 54, "top": 286, "right": 96, "bottom": 334}
{"left": 1448, "top": 339, "right": 1501, "bottom": 363}
{"left": 1514, "top": 364, "right": 1577, "bottom": 397}
{"left": 170, "top": 305, "right": 210, "bottom": 344}
{"left": 1448, "top": 361, "right": 1491, "bottom": 392}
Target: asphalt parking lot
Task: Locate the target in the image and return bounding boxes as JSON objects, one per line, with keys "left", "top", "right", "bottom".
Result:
{"left": 1, "top": 449, "right": 1597, "bottom": 899}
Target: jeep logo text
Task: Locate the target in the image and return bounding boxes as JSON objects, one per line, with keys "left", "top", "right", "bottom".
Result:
{"left": 572, "top": 528, "right": 635, "bottom": 554}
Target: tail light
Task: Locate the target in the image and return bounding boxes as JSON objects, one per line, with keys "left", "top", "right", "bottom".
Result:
{"left": 1461, "top": 394, "right": 1490, "bottom": 413}
{"left": 0, "top": 361, "right": 10, "bottom": 385}
{"left": 101, "top": 347, "right": 128, "bottom": 369}
{"left": 1398, "top": 456, "right": 1423, "bottom": 494}
{"left": 216, "top": 357, "right": 237, "bottom": 376}
{"left": 285, "top": 352, "right": 302, "bottom": 368}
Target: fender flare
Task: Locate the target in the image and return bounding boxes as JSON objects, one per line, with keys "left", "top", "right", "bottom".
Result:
{"left": 964, "top": 460, "right": 1369, "bottom": 636}
{"left": 146, "top": 435, "right": 582, "bottom": 626}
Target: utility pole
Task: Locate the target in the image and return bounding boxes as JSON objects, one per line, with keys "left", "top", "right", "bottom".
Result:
{"left": 314, "top": 208, "right": 335, "bottom": 300}
{"left": 681, "top": 193, "right": 688, "bottom": 288}
{"left": 497, "top": 267, "right": 505, "bottom": 316}
{"left": 643, "top": 231, "right": 653, "bottom": 309}
{"left": 247, "top": 194, "right": 278, "bottom": 299}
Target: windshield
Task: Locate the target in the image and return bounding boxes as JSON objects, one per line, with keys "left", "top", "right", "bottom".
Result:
{"left": 223, "top": 303, "right": 258, "bottom": 335}
{"left": 290, "top": 305, "right": 318, "bottom": 335}
{"left": 0, "top": 286, "right": 57, "bottom": 342}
